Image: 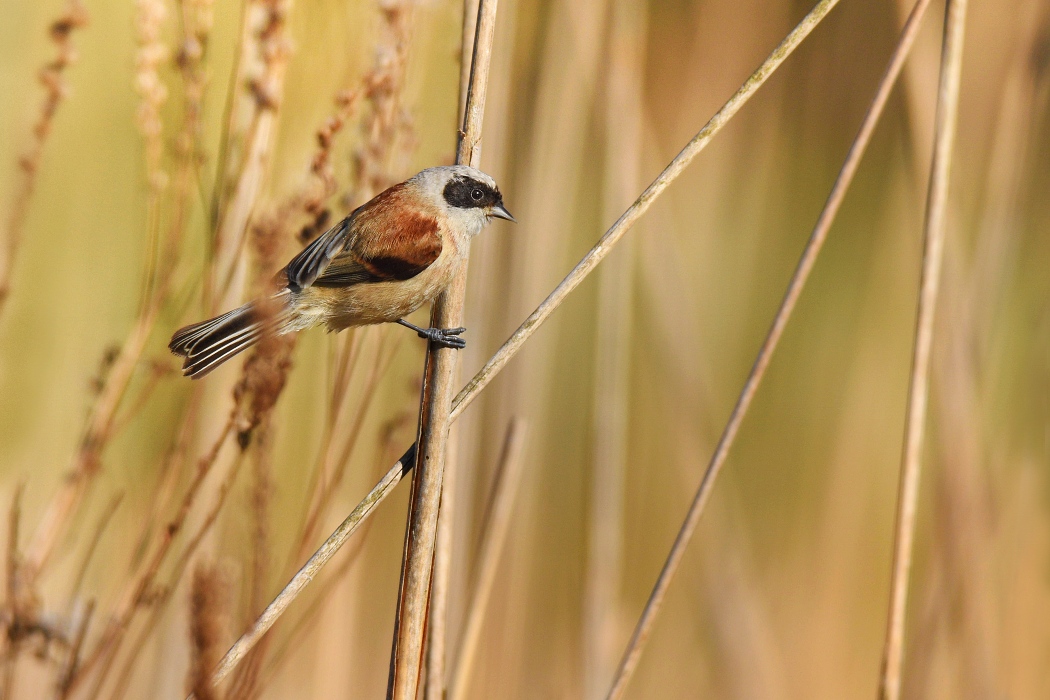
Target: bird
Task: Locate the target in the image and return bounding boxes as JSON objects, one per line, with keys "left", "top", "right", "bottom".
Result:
{"left": 169, "top": 165, "right": 514, "bottom": 379}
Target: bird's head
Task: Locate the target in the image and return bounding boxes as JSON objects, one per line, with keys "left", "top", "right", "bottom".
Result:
{"left": 412, "top": 165, "right": 515, "bottom": 236}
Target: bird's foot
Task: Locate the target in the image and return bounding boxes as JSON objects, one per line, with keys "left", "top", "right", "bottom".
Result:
{"left": 418, "top": 326, "right": 467, "bottom": 349}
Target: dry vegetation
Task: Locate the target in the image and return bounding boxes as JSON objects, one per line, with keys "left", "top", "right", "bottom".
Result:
{"left": 0, "top": 0, "right": 1048, "bottom": 698}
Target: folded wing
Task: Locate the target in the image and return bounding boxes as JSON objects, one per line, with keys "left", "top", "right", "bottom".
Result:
{"left": 285, "top": 183, "right": 442, "bottom": 291}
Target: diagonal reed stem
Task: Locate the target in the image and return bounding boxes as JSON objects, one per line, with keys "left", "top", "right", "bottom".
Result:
{"left": 207, "top": 0, "right": 842, "bottom": 686}
{"left": 604, "top": 0, "right": 934, "bottom": 696}
{"left": 879, "top": 0, "right": 968, "bottom": 698}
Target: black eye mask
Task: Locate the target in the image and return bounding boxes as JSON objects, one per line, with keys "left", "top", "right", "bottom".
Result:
{"left": 443, "top": 176, "right": 501, "bottom": 210}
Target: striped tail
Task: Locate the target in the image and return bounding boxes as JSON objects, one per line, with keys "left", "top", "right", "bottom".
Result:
{"left": 169, "top": 301, "right": 277, "bottom": 379}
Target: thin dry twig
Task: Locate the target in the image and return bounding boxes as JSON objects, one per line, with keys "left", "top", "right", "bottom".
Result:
{"left": 386, "top": 2, "right": 500, "bottom": 698}
{"left": 204, "top": 445, "right": 415, "bottom": 693}
{"left": 257, "top": 427, "right": 412, "bottom": 688}
{"left": 66, "top": 417, "right": 235, "bottom": 695}
{"left": 602, "top": 1, "right": 935, "bottom": 696}
{"left": 0, "top": 0, "right": 89, "bottom": 316}
{"left": 209, "top": 0, "right": 294, "bottom": 311}
{"left": 54, "top": 599, "right": 94, "bottom": 700}
{"left": 67, "top": 493, "right": 124, "bottom": 606}
{"left": 447, "top": 419, "right": 528, "bottom": 700}
{"left": 2, "top": 484, "right": 26, "bottom": 699}
{"left": 879, "top": 0, "right": 969, "bottom": 698}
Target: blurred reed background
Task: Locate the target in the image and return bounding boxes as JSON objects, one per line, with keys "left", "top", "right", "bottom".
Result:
{"left": 0, "top": 0, "right": 1048, "bottom": 697}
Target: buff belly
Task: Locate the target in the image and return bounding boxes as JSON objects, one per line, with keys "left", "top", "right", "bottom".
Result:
{"left": 285, "top": 251, "right": 462, "bottom": 333}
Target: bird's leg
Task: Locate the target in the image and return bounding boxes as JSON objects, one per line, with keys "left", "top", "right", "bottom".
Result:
{"left": 396, "top": 319, "right": 467, "bottom": 349}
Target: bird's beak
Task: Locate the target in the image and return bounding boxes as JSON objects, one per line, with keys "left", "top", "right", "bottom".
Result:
{"left": 490, "top": 203, "right": 516, "bottom": 223}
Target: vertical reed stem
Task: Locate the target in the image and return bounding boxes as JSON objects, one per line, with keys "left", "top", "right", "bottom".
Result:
{"left": 425, "top": 4, "right": 485, "bottom": 693}
{"left": 603, "top": 0, "right": 931, "bottom": 696}
{"left": 386, "top": 3, "right": 500, "bottom": 698}
{"left": 879, "top": 0, "right": 968, "bottom": 697}
{"left": 447, "top": 419, "right": 528, "bottom": 700}
{"left": 586, "top": 0, "right": 646, "bottom": 695}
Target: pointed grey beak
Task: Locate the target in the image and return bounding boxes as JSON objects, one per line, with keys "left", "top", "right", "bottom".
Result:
{"left": 490, "top": 202, "right": 516, "bottom": 222}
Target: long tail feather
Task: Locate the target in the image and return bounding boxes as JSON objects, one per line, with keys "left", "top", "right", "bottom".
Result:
{"left": 169, "top": 301, "right": 283, "bottom": 379}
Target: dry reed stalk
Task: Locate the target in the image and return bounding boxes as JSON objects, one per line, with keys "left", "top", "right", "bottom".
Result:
{"left": 224, "top": 425, "right": 276, "bottom": 700}
{"left": 424, "top": 427, "right": 457, "bottom": 700}
{"left": 65, "top": 416, "right": 235, "bottom": 695}
{"left": 1, "top": 485, "right": 26, "bottom": 700}
{"left": 207, "top": 0, "right": 847, "bottom": 681}
{"left": 879, "top": 0, "right": 968, "bottom": 697}
{"left": 209, "top": 0, "right": 293, "bottom": 312}
{"left": 164, "top": 0, "right": 215, "bottom": 278}
{"left": 457, "top": 0, "right": 481, "bottom": 124}
{"left": 133, "top": 0, "right": 170, "bottom": 308}
{"left": 912, "top": 58, "right": 1043, "bottom": 683}
{"left": 447, "top": 0, "right": 517, "bottom": 658}
{"left": 385, "top": 2, "right": 499, "bottom": 697}
{"left": 66, "top": 493, "right": 123, "bottom": 607}
{"left": 446, "top": 418, "right": 528, "bottom": 700}
{"left": 259, "top": 420, "right": 413, "bottom": 689}
{"left": 100, "top": 446, "right": 249, "bottom": 700}
{"left": 294, "top": 330, "right": 396, "bottom": 562}
{"left": 585, "top": 0, "right": 646, "bottom": 696}
{"left": 204, "top": 444, "right": 416, "bottom": 692}
{"left": 344, "top": 0, "right": 416, "bottom": 207}
{"left": 0, "top": 0, "right": 89, "bottom": 316}
{"left": 603, "top": 1, "right": 936, "bottom": 696}
{"left": 54, "top": 599, "right": 94, "bottom": 700}
{"left": 187, "top": 565, "right": 229, "bottom": 700}
{"left": 424, "top": 1, "right": 486, "bottom": 692}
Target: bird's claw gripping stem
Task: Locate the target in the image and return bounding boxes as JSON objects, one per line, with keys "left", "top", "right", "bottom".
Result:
{"left": 418, "top": 326, "right": 466, "bottom": 349}
{"left": 397, "top": 320, "right": 466, "bottom": 349}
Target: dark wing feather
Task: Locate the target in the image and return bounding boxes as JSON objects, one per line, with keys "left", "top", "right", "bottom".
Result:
{"left": 311, "top": 256, "right": 384, "bottom": 287}
{"left": 285, "top": 216, "right": 352, "bottom": 291}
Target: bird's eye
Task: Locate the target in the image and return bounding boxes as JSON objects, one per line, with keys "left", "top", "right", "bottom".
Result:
{"left": 471, "top": 188, "right": 484, "bottom": 201}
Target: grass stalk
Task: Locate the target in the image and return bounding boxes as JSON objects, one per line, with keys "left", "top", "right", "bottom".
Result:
{"left": 0, "top": 0, "right": 88, "bottom": 317}
{"left": 386, "top": 2, "right": 500, "bottom": 697}
{"left": 424, "top": 1, "right": 488, "bottom": 692}
{"left": 878, "top": 0, "right": 969, "bottom": 697}
{"left": 447, "top": 418, "right": 528, "bottom": 700}
{"left": 203, "top": 445, "right": 414, "bottom": 693}
{"left": 603, "top": 0, "right": 932, "bottom": 696}
{"left": 586, "top": 0, "right": 646, "bottom": 695}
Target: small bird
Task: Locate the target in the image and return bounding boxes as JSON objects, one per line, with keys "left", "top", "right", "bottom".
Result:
{"left": 170, "top": 165, "right": 514, "bottom": 378}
